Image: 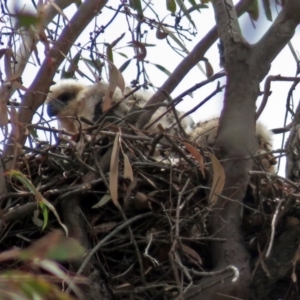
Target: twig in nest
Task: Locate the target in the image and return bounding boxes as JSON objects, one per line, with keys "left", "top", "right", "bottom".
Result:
{"left": 76, "top": 212, "right": 153, "bottom": 276}
{"left": 157, "top": 124, "right": 196, "bottom": 167}
{"left": 265, "top": 198, "right": 284, "bottom": 258}
{"left": 249, "top": 170, "right": 300, "bottom": 191}
{"left": 117, "top": 204, "right": 146, "bottom": 284}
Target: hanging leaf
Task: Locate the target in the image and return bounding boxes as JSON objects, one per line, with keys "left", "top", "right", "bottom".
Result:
{"left": 48, "top": 0, "right": 70, "bottom": 23}
{"left": 111, "top": 33, "right": 126, "bottom": 48}
{"left": 103, "top": 61, "right": 125, "bottom": 111}
{"left": 184, "top": 142, "right": 205, "bottom": 178}
{"left": 187, "top": 3, "right": 208, "bottom": 14}
{"left": 65, "top": 50, "right": 81, "bottom": 78}
{"left": 92, "top": 194, "right": 112, "bottom": 208}
{"left": 115, "top": 52, "right": 128, "bottom": 59}
{"left": 129, "top": 0, "right": 143, "bottom": 17}
{"left": 0, "top": 48, "right": 8, "bottom": 60}
{"left": 175, "top": 0, "right": 196, "bottom": 30}
{"left": 187, "top": 0, "right": 200, "bottom": 13}
{"left": 262, "top": 0, "right": 272, "bottom": 21}
{"left": 119, "top": 59, "right": 132, "bottom": 73}
{"left": 181, "top": 244, "right": 202, "bottom": 265}
{"left": 106, "top": 43, "right": 114, "bottom": 63}
{"left": 247, "top": 0, "right": 259, "bottom": 21}
{"left": 128, "top": 41, "right": 147, "bottom": 61}
{"left": 152, "top": 63, "right": 172, "bottom": 76}
{"left": 109, "top": 133, "right": 120, "bottom": 207}
{"left": 156, "top": 25, "right": 169, "bottom": 40}
{"left": 207, "top": 153, "right": 225, "bottom": 206}
{"left": 166, "top": 0, "right": 176, "bottom": 14}
{"left": 162, "top": 26, "right": 205, "bottom": 76}
{"left": 123, "top": 153, "right": 133, "bottom": 181}
{"left": 8, "top": 170, "right": 68, "bottom": 235}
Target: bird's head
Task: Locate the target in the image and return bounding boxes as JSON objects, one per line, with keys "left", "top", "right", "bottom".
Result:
{"left": 46, "top": 79, "right": 87, "bottom": 118}
{"left": 45, "top": 79, "right": 97, "bottom": 133}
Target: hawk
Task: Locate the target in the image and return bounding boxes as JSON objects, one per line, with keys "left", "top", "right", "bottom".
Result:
{"left": 45, "top": 79, "right": 194, "bottom": 135}
{"left": 190, "top": 118, "right": 277, "bottom": 173}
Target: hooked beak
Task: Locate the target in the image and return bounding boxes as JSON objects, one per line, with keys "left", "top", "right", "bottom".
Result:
{"left": 47, "top": 100, "right": 66, "bottom": 118}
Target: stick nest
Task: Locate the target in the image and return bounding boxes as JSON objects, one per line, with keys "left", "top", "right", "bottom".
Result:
{"left": 1, "top": 122, "right": 299, "bottom": 299}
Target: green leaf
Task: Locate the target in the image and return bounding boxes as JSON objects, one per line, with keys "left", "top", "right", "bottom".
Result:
{"left": 262, "top": 0, "right": 272, "bottom": 21}
{"left": 119, "top": 59, "right": 132, "bottom": 73}
{"left": 166, "top": 0, "right": 176, "bottom": 13}
{"left": 39, "top": 202, "right": 49, "bottom": 230}
{"left": 152, "top": 63, "right": 172, "bottom": 76}
{"left": 162, "top": 26, "right": 205, "bottom": 76}
{"left": 129, "top": 0, "right": 143, "bottom": 16}
{"left": 46, "top": 239, "right": 85, "bottom": 261}
{"left": 105, "top": 44, "right": 114, "bottom": 63}
{"left": 115, "top": 51, "right": 128, "bottom": 59}
{"left": 175, "top": 0, "right": 196, "bottom": 30}
{"left": 16, "top": 13, "right": 40, "bottom": 29}
{"left": 66, "top": 50, "right": 81, "bottom": 77}
{"left": 187, "top": 3, "right": 208, "bottom": 14}
{"left": 247, "top": 0, "right": 259, "bottom": 21}
{"left": 110, "top": 33, "right": 125, "bottom": 48}
{"left": 8, "top": 170, "right": 68, "bottom": 235}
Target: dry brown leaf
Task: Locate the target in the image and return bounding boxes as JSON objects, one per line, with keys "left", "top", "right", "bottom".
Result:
{"left": 117, "top": 67, "right": 125, "bottom": 94}
{"left": 124, "top": 176, "right": 138, "bottom": 201}
{"left": 123, "top": 153, "right": 133, "bottom": 181}
{"left": 103, "top": 62, "right": 119, "bottom": 112}
{"left": 48, "top": 0, "right": 70, "bottom": 23}
{"left": 93, "top": 221, "right": 117, "bottom": 234}
{"left": 75, "top": 133, "right": 85, "bottom": 156}
{"left": 109, "top": 133, "right": 120, "bottom": 206}
{"left": 92, "top": 194, "right": 112, "bottom": 208}
{"left": 156, "top": 25, "right": 168, "bottom": 39}
{"left": 0, "top": 48, "right": 8, "bottom": 60}
{"left": 129, "top": 41, "right": 147, "bottom": 61}
{"left": 181, "top": 244, "right": 202, "bottom": 265}
{"left": 132, "top": 191, "right": 150, "bottom": 210}
{"left": 116, "top": 282, "right": 132, "bottom": 290}
{"left": 208, "top": 152, "right": 225, "bottom": 206}
{"left": 184, "top": 142, "right": 205, "bottom": 178}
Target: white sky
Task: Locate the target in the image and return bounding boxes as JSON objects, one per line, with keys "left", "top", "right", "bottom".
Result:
{"left": 3, "top": 0, "right": 300, "bottom": 175}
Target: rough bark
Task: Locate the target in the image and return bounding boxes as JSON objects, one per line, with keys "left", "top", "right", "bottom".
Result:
{"left": 286, "top": 100, "right": 300, "bottom": 182}
{"left": 135, "top": 0, "right": 254, "bottom": 130}
{"left": 250, "top": 227, "right": 300, "bottom": 300}
{"left": 186, "top": 0, "right": 300, "bottom": 299}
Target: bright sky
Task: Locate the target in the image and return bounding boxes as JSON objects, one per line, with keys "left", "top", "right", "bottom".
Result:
{"left": 3, "top": 0, "right": 300, "bottom": 175}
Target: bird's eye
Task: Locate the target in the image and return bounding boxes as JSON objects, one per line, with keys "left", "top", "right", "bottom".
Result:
{"left": 57, "top": 92, "right": 75, "bottom": 103}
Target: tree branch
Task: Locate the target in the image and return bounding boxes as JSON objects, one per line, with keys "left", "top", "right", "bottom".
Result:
{"left": 253, "top": 0, "right": 300, "bottom": 75}
{"left": 4, "top": 0, "right": 108, "bottom": 153}
{"left": 8, "top": 0, "right": 74, "bottom": 96}
{"left": 187, "top": 0, "right": 300, "bottom": 299}
{"left": 135, "top": 0, "right": 254, "bottom": 130}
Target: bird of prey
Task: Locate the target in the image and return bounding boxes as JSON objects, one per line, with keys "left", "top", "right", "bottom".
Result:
{"left": 45, "top": 79, "right": 194, "bottom": 135}
{"left": 190, "top": 118, "right": 277, "bottom": 173}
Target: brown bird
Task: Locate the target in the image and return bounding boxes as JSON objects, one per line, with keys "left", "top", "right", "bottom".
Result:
{"left": 190, "top": 118, "right": 277, "bottom": 173}
{"left": 45, "top": 79, "right": 194, "bottom": 135}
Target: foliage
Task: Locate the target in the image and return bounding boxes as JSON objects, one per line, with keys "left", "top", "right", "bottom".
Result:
{"left": 1, "top": 0, "right": 300, "bottom": 299}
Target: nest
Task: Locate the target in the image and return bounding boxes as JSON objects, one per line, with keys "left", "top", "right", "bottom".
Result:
{"left": 1, "top": 121, "right": 300, "bottom": 299}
